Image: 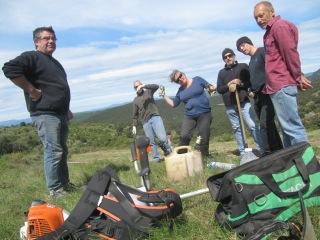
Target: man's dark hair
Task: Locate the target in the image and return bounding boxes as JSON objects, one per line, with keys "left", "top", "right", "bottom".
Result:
{"left": 33, "top": 26, "right": 55, "bottom": 39}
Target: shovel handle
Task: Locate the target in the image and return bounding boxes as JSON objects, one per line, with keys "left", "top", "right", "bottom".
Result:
{"left": 235, "top": 90, "right": 247, "bottom": 146}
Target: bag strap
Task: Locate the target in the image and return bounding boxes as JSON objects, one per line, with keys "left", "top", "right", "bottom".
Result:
{"left": 243, "top": 220, "right": 302, "bottom": 240}
{"left": 299, "top": 191, "right": 317, "bottom": 239}
{"left": 259, "top": 156, "right": 310, "bottom": 198}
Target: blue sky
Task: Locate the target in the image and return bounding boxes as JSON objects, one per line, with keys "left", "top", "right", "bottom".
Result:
{"left": 0, "top": 0, "right": 319, "bottom": 121}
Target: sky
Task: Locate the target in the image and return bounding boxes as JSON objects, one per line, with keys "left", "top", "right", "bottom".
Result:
{"left": 0, "top": 0, "right": 319, "bottom": 122}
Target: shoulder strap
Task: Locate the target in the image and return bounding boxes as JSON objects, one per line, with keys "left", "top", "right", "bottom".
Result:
{"left": 38, "top": 165, "right": 183, "bottom": 240}
{"left": 37, "top": 165, "right": 114, "bottom": 240}
{"left": 71, "top": 219, "right": 139, "bottom": 240}
{"left": 113, "top": 182, "right": 183, "bottom": 219}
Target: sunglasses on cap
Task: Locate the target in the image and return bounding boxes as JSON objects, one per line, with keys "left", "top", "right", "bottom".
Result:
{"left": 223, "top": 54, "right": 234, "bottom": 60}
{"left": 174, "top": 73, "right": 183, "bottom": 83}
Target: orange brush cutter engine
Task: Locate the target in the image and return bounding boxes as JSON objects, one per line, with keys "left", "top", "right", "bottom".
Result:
{"left": 24, "top": 200, "right": 67, "bottom": 239}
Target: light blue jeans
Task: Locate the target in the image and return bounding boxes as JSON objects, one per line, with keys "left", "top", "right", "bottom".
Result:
{"left": 226, "top": 102, "right": 264, "bottom": 154}
{"left": 270, "top": 86, "right": 308, "bottom": 147}
{"left": 32, "top": 114, "right": 70, "bottom": 191}
{"left": 143, "top": 115, "right": 172, "bottom": 161}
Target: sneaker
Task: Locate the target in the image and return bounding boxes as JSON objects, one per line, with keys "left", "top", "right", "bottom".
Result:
{"left": 203, "top": 153, "right": 213, "bottom": 159}
{"left": 50, "top": 188, "right": 67, "bottom": 198}
{"left": 63, "top": 182, "right": 76, "bottom": 192}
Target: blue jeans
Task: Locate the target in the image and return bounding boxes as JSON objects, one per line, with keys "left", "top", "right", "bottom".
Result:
{"left": 32, "top": 114, "right": 70, "bottom": 191}
{"left": 143, "top": 116, "right": 172, "bottom": 161}
{"left": 270, "top": 86, "right": 308, "bottom": 147}
{"left": 226, "top": 102, "right": 264, "bottom": 154}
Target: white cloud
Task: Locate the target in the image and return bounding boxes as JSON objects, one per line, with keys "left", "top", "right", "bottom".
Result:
{"left": 0, "top": 0, "right": 319, "bottom": 121}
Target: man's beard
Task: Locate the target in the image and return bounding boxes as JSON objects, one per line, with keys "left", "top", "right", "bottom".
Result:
{"left": 137, "top": 89, "right": 144, "bottom": 96}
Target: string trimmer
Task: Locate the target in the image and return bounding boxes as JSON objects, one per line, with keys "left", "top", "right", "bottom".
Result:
{"left": 129, "top": 135, "right": 152, "bottom": 191}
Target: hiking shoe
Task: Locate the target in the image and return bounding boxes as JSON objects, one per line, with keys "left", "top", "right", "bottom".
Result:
{"left": 50, "top": 188, "right": 67, "bottom": 198}
{"left": 231, "top": 149, "right": 241, "bottom": 156}
{"left": 63, "top": 182, "right": 76, "bottom": 192}
{"left": 153, "top": 158, "right": 164, "bottom": 163}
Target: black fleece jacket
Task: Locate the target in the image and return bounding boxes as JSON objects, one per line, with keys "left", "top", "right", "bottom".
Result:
{"left": 216, "top": 61, "right": 251, "bottom": 106}
{"left": 2, "top": 50, "right": 70, "bottom": 116}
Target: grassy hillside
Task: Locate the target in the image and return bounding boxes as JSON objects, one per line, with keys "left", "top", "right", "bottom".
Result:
{"left": 1, "top": 126, "right": 319, "bottom": 239}
{"left": 72, "top": 94, "right": 235, "bottom": 140}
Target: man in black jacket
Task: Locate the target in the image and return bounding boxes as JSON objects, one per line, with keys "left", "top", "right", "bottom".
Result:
{"left": 236, "top": 36, "right": 283, "bottom": 155}
{"left": 217, "top": 48, "right": 264, "bottom": 156}
{"left": 132, "top": 80, "right": 172, "bottom": 162}
{"left": 2, "top": 26, "right": 74, "bottom": 198}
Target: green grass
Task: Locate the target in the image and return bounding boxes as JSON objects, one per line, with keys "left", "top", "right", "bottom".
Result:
{"left": 1, "top": 130, "right": 320, "bottom": 239}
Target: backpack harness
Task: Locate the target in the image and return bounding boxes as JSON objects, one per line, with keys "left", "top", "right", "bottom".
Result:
{"left": 38, "top": 165, "right": 183, "bottom": 240}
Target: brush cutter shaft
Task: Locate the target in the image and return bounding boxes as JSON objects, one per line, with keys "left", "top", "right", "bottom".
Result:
{"left": 180, "top": 188, "right": 209, "bottom": 199}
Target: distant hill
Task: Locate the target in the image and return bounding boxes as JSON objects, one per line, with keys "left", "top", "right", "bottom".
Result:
{"left": 0, "top": 118, "right": 31, "bottom": 127}
{"left": 72, "top": 93, "right": 233, "bottom": 137}
{"left": 308, "top": 68, "right": 320, "bottom": 81}
{"left": 72, "top": 94, "right": 226, "bottom": 125}
{"left": 1, "top": 68, "right": 319, "bottom": 128}
{"left": 72, "top": 68, "right": 320, "bottom": 135}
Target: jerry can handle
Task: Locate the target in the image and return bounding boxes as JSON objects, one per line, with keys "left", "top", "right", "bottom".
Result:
{"left": 174, "top": 146, "right": 192, "bottom": 153}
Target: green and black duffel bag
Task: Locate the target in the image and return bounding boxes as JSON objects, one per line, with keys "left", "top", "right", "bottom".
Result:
{"left": 207, "top": 142, "right": 320, "bottom": 239}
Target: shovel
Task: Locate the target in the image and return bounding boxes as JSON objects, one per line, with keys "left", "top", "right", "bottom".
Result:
{"left": 235, "top": 90, "right": 258, "bottom": 164}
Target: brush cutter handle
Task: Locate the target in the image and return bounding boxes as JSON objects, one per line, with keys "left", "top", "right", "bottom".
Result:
{"left": 135, "top": 135, "right": 151, "bottom": 177}
{"left": 129, "top": 141, "right": 137, "bottom": 162}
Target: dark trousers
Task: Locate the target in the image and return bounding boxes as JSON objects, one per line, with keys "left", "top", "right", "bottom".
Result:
{"left": 254, "top": 93, "right": 283, "bottom": 154}
{"left": 178, "top": 112, "right": 212, "bottom": 157}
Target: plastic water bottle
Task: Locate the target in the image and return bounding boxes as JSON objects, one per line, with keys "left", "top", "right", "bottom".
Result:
{"left": 240, "top": 148, "right": 259, "bottom": 165}
{"left": 207, "top": 162, "right": 236, "bottom": 170}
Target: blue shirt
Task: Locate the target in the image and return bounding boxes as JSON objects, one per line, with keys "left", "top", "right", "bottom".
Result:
{"left": 173, "top": 76, "right": 211, "bottom": 118}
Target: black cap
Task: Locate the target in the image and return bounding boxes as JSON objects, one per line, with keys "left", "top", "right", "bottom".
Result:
{"left": 222, "top": 48, "right": 235, "bottom": 59}
{"left": 236, "top": 36, "right": 253, "bottom": 51}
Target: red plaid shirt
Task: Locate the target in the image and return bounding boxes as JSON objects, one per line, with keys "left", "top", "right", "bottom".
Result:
{"left": 263, "top": 16, "right": 302, "bottom": 94}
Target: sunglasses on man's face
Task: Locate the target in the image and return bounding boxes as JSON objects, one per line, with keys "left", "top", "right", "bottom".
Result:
{"left": 223, "top": 54, "right": 234, "bottom": 60}
{"left": 175, "top": 73, "right": 183, "bottom": 83}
